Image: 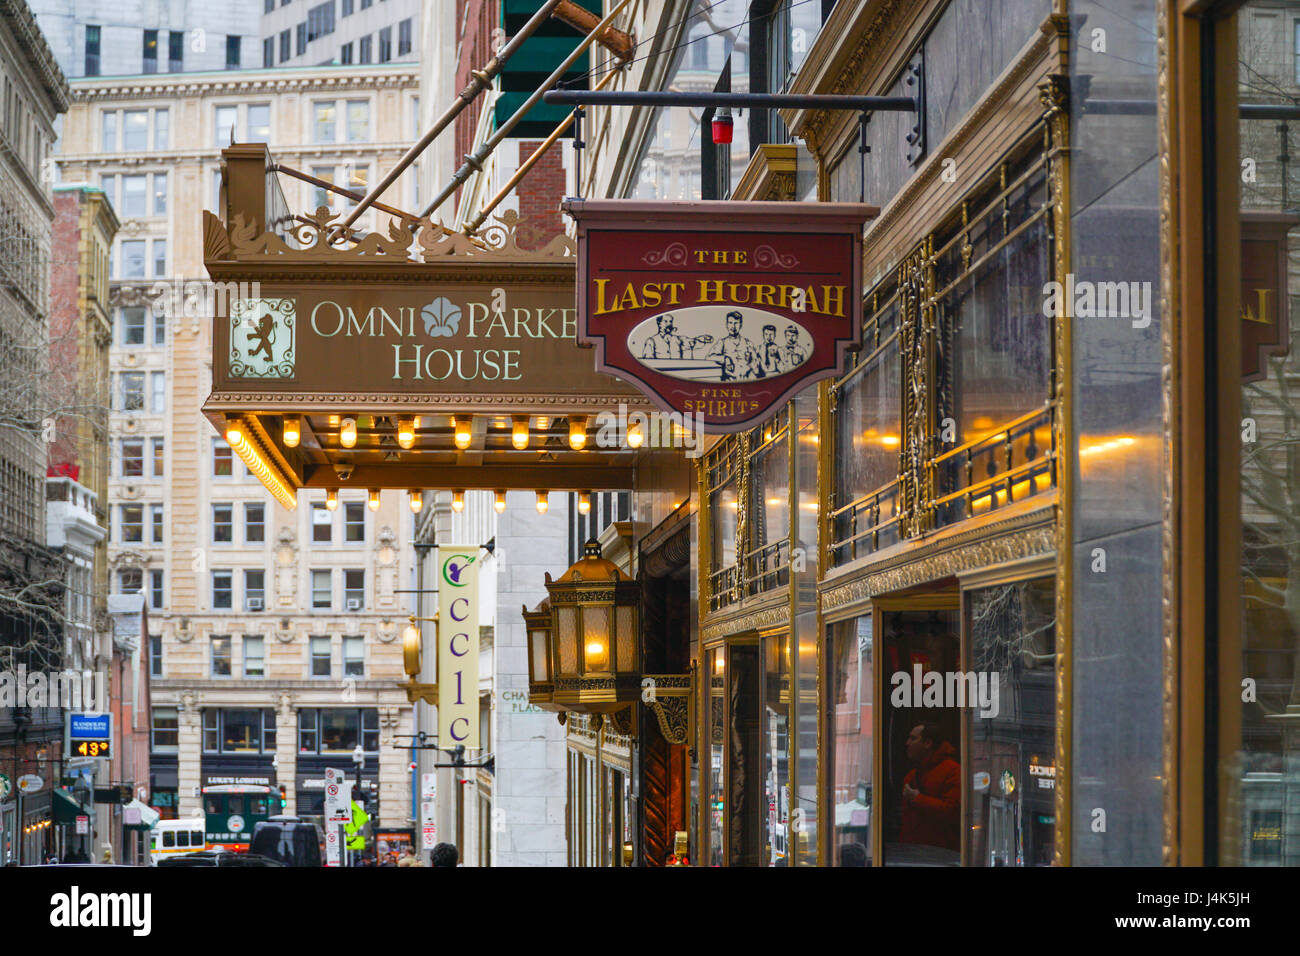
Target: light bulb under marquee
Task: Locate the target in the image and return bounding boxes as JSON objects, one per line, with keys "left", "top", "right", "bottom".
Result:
{"left": 282, "top": 414, "right": 301, "bottom": 448}
{"left": 409, "top": 490, "right": 423, "bottom": 512}
{"left": 453, "top": 416, "right": 472, "bottom": 450}
{"left": 568, "top": 416, "right": 587, "bottom": 450}
{"left": 452, "top": 489, "right": 465, "bottom": 513}
{"left": 536, "top": 490, "right": 549, "bottom": 514}
{"left": 512, "top": 416, "right": 529, "bottom": 450}
{"left": 326, "top": 489, "right": 339, "bottom": 511}
{"left": 368, "top": 489, "right": 381, "bottom": 511}
{"left": 340, "top": 417, "right": 357, "bottom": 449}
{"left": 578, "top": 491, "right": 591, "bottom": 515}
{"left": 494, "top": 490, "right": 507, "bottom": 514}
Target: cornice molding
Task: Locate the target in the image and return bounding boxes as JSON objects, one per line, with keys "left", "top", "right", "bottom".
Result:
{"left": 0, "top": 0, "right": 71, "bottom": 112}
{"left": 70, "top": 67, "right": 418, "bottom": 103}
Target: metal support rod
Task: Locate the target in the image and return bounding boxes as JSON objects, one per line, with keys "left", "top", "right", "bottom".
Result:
{"left": 465, "top": 67, "right": 620, "bottom": 234}
{"left": 340, "top": 0, "right": 566, "bottom": 230}
{"left": 417, "top": 0, "right": 637, "bottom": 225}
{"left": 542, "top": 90, "right": 919, "bottom": 111}
{"left": 274, "top": 163, "right": 419, "bottom": 222}
{"left": 1243, "top": 102, "right": 1300, "bottom": 121}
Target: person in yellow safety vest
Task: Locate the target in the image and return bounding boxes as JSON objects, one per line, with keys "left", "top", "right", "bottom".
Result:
{"left": 343, "top": 799, "right": 369, "bottom": 852}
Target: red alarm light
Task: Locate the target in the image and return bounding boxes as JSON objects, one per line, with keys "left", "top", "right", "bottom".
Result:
{"left": 711, "top": 111, "right": 734, "bottom": 145}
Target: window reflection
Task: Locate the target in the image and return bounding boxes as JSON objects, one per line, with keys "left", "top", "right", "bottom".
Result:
{"left": 831, "top": 615, "right": 873, "bottom": 866}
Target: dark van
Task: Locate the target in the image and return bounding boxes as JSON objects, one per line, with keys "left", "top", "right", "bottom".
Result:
{"left": 249, "top": 815, "right": 324, "bottom": 867}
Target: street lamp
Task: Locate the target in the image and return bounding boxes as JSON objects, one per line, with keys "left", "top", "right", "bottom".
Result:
{"left": 522, "top": 598, "right": 558, "bottom": 711}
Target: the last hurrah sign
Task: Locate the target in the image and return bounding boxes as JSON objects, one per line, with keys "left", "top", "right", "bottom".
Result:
{"left": 563, "top": 200, "right": 876, "bottom": 432}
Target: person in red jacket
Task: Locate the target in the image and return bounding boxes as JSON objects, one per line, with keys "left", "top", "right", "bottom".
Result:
{"left": 900, "top": 722, "right": 960, "bottom": 851}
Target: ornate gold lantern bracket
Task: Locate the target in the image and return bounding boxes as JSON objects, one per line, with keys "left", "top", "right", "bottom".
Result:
{"left": 400, "top": 613, "right": 439, "bottom": 705}
{"left": 641, "top": 674, "right": 691, "bottom": 745}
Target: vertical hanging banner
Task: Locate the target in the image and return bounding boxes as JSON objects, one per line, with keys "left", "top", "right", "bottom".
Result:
{"left": 438, "top": 546, "right": 480, "bottom": 747}
{"left": 562, "top": 200, "right": 877, "bottom": 433}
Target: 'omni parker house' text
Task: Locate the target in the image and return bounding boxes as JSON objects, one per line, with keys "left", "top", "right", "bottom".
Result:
{"left": 308, "top": 300, "right": 577, "bottom": 383}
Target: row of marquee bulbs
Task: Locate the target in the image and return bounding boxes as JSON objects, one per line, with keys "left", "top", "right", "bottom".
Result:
{"left": 323, "top": 488, "right": 595, "bottom": 516}
{"left": 281, "top": 414, "right": 644, "bottom": 452}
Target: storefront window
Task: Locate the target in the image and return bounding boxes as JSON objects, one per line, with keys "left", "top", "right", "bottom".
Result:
{"left": 1227, "top": 0, "right": 1300, "bottom": 866}
{"left": 933, "top": 150, "right": 1053, "bottom": 526}
{"left": 832, "top": 299, "right": 901, "bottom": 564}
{"left": 707, "top": 443, "right": 740, "bottom": 610}
{"left": 880, "top": 607, "right": 961, "bottom": 866}
{"left": 707, "top": 646, "right": 724, "bottom": 866}
{"left": 965, "top": 577, "right": 1056, "bottom": 866}
{"left": 831, "top": 615, "right": 873, "bottom": 866}
{"left": 746, "top": 413, "right": 790, "bottom": 595}
{"left": 763, "top": 632, "right": 790, "bottom": 866}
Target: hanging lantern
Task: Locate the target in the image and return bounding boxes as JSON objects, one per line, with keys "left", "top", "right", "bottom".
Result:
{"left": 543, "top": 538, "right": 640, "bottom": 714}
{"left": 522, "top": 598, "right": 559, "bottom": 711}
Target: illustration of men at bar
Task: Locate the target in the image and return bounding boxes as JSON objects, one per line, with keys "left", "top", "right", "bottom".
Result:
{"left": 759, "top": 324, "right": 784, "bottom": 377}
{"left": 782, "top": 325, "right": 807, "bottom": 368}
{"left": 705, "top": 310, "right": 762, "bottom": 381}
{"left": 642, "top": 314, "right": 712, "bottom": 360}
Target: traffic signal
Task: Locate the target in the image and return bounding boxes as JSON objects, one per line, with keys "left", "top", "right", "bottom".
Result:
{"left": 495, "top": 0, "right": 601, "bottom": 138}
{"left": 278, "top": 785, "right": 287, "bottom": 811}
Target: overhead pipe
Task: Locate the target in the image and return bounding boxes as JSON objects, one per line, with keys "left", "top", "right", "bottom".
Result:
{"left": 338, "top": 0, "right": 566, "bottom": 231}
{"left": 417, "top": 0, "right": 637, "bottom": 225}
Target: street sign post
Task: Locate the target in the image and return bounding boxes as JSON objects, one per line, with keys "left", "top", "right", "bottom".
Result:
{"left": 421, "top": 800, "right": 437, "bottom": 850}
{"left": 324, "top": 826, "right": 340, "bottom": 866}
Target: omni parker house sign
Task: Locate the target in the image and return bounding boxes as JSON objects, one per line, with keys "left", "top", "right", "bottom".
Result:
{"left": 563, "top": 200, "right": 876, "bottom": 432}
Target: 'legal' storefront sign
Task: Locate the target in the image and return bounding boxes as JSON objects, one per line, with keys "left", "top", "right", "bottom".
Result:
{"left": 563, "top": 200, "right": 876, "bottom": 432}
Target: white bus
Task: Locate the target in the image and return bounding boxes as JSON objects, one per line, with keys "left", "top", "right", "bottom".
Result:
{"left": 150, "top": 819, "right": 208, "bottom": 864}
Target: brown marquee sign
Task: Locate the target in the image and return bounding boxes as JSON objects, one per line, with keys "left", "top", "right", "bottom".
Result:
{"left": 563, "top": 200, "right": 877, "bottom": 432}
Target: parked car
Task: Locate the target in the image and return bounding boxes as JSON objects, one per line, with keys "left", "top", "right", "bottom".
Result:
{"left": 156, "top": 850, "right": 285, "bottom": 867}
{"left": 249, "top": 816, "right": 324, "bottom": 867}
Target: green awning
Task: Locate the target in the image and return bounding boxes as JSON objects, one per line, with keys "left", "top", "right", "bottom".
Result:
{"left": 52, "top": 788, "right": 93, "bottom": 825}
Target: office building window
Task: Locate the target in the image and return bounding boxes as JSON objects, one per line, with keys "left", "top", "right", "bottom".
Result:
{"left": 313, "top": 101, "right": 336, "bottom": 142}
{"left": 153, "top": 309, "right": 167, "bottom": 345}
{"left": 149, "top": 371, "right": 165, "bottom": 414}
{"left": 123, "top": 110, "right": 148, "bottom": 151}
{"left": 342, "top": 0, "right": 353, "bottom": 14}
{"left": 263, "top": 36, "right": 275, "bottom": 68}
{"left": 168, "top": 30, "right": 184, "bottom": 71}
{"left": 152, "top": 239, "right": 167, "bottom": 277}
{"left": 311, "top": 502, "right": 332, "bottom": 542}
{"left": 340, "top": 42, "right": 352, "bottom": 64}
{"left": 203, "top": 709, "right": 218, "bottom": 751}
{"left": 310, "top": 165, "right": 335, "bottom": 208}
{"left": 119, "top": 504, "right": 143, "bottom": 543}
{"left": 202, "top": 709, "right": 274, "bottom": 753}
{"left": 244, "top": 636, "right": 265, "bottom": 677}
{"left": 151, "top": 438, "right": 165, "bottom": 477}
{"left": 120, "top": 306, "right": 146, "bottom": 345}
{"left": 211, "top": 635, "right": 232, "bottom": 676}
{"left": 121, "top": 175, "right": 147, "bottom": 218}
{"left": 296, "top": 22, "right": 307, "bottom": 56}
{"left": 120, "top": 239, "right": 146, "bottom": 278}
{"left": 152, "top": 707, "right": 178, "bottom": 752}
{"left": 346, "top": 99, "right": 368, "bottom": 141}
{"left": 245, "top": 570, "right": 266, "bottom": 610}
{"left": 85, "top": 24, "right": 101, "bottom": 77}
{"left": 248, "top": 104, "right": 270, "bottom": 143}
{"left": 343, "top": 636, "right": 364, "bottom": 676}
{"left": 100, "top": 110, "right": 116, "bottom": 151}
{"left": 311, "top": 569, "right": 331, "bottom": 608}
{"left": 378, "top": 26, "right": 392, "bottom": 62}
{"left": 310, "top": 635, "right": 331, "bottom": 677}
{"left": 119, "top": 372, "right": 144, "bottom": 410}
{"left": 117, "top": 567, "right": 142, "bottom": 592}
{"left": 297, "top": 708, "right": 379, "bottom": 753}
{"left": 213, "top": 439, "right": 233, "bottom": 476}
{"left": 343, "top": 570, "right": 364, "bottom": 610}
{"left": 361, "top": 0, "right": 371, "bottom": 9}
{"left": 153, "top": 174, "right": 167, "bottom": 215}
{"left": 359, "top": 34, "right": 371, "bottom": 63}
{"left": 120, "top": 438, "right": 144, "bottom": 477}
{"left": 307, "top": 1, "right": 335, "bottom": 41}
{"left": 279, "top": 29, "right": 290, "bottom": 62}
{"left": 143, "top": 30, "right": 159, "bottom": 73}
{"left": 150, "top": 503, "right": 164, "bottom": 543}
{"left": 226, "top": 35, "right": 241, "bottom": 70}
{"left": 212, "top": 571, "right": 233, "bottom": 610}
{"left": 344, "top": 502, "right": 364, "bottom": 542}
{"left": 398, "top": 18, "right": 412, "bottom": 56}
{"left": 212, "top": 503, "right": 233, "bottom": 543}
{"left": 149, "top": 634, "right": 163, "bottom": 676}
{"left": 154, "top": 108, "right": 169, "bottom": 149}
{"left": 215, "top": 105, "right": 237, "bottom": 146}
{"left": 245, "top": 503, "right": 265, "bottom": 542}
{"left": 148, "top": 569, "right": 164, "bottom": 610}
